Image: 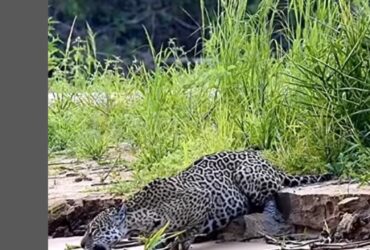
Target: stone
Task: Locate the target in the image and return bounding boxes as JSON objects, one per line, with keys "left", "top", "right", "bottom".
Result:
{"left": 218, "top": 200, "right": 293, "bottom": 242}
{"left": 74, "top": 176, "right": 93, "bottom": 182}
{"left": 48, "top": 195, "right": 123, "bottom": 237}
{"left": 65, "top": 172, "right": 80, "bottom": 177}
{"left": 217, "top": 181, "right": 370, "bottom": 243}
{"left": 334, "top": 210, "right": 370, "bottom": 241}
{"left": 338, "top": 197, "right": 369, "bottom": 213}
{"left": 276, "top": 181, "right": 370, "bottom": 241}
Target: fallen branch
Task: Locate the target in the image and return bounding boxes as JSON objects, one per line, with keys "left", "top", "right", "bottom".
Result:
{"left": 99, "top": 153, "right": 122, "bottom": 183}
{"left": 48, "top": 162, "right": 80, "bottom": 167}
{"left": 90, "top": 181, "right": 120, "bottom": 187}
{"left": 263, "top": 233, "right": 322, "bottom": 249}
{"left": 274, "top": 233, "right": 320, "bottom": 241}
{"left": 311, "top": 239, "right": 370, "bottom": 250}
{"left": 113, "top": 241, "right": 143, "bottom": 249}
{"left": 263, "top": 233, "right": 282, "bottom": 245}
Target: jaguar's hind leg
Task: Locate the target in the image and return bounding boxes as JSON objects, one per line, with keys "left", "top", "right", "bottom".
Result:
{"left": 233, "top": 163, "right": 281, "bottom": 209}
{"left": 262, "top": 197, "right": 285, "bottom": 223}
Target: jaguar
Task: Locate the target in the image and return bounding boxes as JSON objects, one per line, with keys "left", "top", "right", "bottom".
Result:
{"left": 80, "top": 149, "right": 333, "bottom": 250}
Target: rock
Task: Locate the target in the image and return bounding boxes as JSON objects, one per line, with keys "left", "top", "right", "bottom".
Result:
{"left": 338, "top": 197, "right": 369, "bottom": 213}
{"left": 48, "top": 195, "right": 123, "bottom": 237}
{"left": 218, "top": 181, "right": 370, "bottom": 243}
{"left": 53, "top": 226, "right": 70, "bottom": 238}
{"left": 217, "top": 214, "right": 252, "bottom": 242}
{"left": 334, "top": 212, "right": 358, "bottom": 240}
{"left": 276, "top": 181, "right": 370, "bottom": 241}
{"left": 218, "top": 200, "right": 293, "bottom": 242}
{"left": 228, "top": 212, "right": 292, "bottom": 240}
{"left": 65, "top": 172, "right": 80, "bottom": 177}
{"left": 334, "top": 210, "right": 370, "bottom": 241}
{"left": 74, "top": 176, "right": 93, "bottom": 182}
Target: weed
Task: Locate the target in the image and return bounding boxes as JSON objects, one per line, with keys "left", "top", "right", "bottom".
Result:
{"left": 142, "top": 222, "right": 185, "bottom": 250}
{"left": 74, "top": 130, "right": 110, "bottom": 160}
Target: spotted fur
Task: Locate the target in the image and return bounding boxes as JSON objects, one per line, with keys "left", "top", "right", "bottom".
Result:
{"left": 81, "top": 149, "right": 333, "bottom": 250}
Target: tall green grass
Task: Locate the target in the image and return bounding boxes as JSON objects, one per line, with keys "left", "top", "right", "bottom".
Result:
{"left": 48, "top": 0, "right": 370, "bottom": 193}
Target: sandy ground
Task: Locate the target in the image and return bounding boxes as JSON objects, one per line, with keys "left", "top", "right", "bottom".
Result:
{"left": 48, "top": 236, "right": 279, "bottom": 250}
{"left": 48, "top": 143, "right": 136, "bottom": 207}
{"left": 48, "top": 236, "right": 370, "bottom": 250}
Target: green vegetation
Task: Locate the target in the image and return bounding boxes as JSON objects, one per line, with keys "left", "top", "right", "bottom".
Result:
{"left": 49, "top": 0, "right": 370, "bottom": 194}
{"left": 141, "top": 222, "right": 186, "bottom": 250}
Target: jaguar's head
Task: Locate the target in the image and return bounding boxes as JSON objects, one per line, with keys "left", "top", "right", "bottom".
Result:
{"left": 80, "top": 205, "right": 127, "bottom": 250}
{"left": 80, "top": 203, "right": 164, "bottom": 250}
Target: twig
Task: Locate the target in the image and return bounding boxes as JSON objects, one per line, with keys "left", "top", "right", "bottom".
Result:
{"left": 113, "top": 241, "right": 143, "bottom": 249}
{"left": 194, "top": 233, "right": 208, "bottom": 238}
{"left": 99, "top": 153, "right": 121, "bottom": 183}
{"left": 274, "top": 233, "right": 320, "bottom": 241}
{"left": 48, "top": 161, "right": 81, "bottom": 166}
{"left": 128, "top": 236, "right": 141, "bottom": 241}
{"left": 263, "top": 233, "right": 322, "bottom": 248}
{"left": 280, "top": 246, "right": 309, "bottom": 250}
{"left": 311, "top": 239, "right": 370, "bottom": 250}
{"left": 292, "top": 239, "right": 323, "bottom": 247}
{"left": 264, "top": 234, "right": 282, "bottom": 245}
{"left": 90, "top": 181, "right": 120, "bottom": 187}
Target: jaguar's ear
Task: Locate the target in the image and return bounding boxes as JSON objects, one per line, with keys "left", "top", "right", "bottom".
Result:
{"left": 115, "top": 203, "right": 127, "bottom": 225}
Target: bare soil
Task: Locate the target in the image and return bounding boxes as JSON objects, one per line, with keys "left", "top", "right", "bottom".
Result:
{"left": 48, "top": 143, "right": 136, "bottom": 208}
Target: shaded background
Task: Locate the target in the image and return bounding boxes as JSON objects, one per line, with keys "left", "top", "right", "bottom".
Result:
{"left": 48, "top": 0, "right": 263, "bottom": 67}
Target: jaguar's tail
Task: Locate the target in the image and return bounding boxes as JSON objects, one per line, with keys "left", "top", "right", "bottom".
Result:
{"left": 281, "top": 173, "right": 334, "bottom": 187}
